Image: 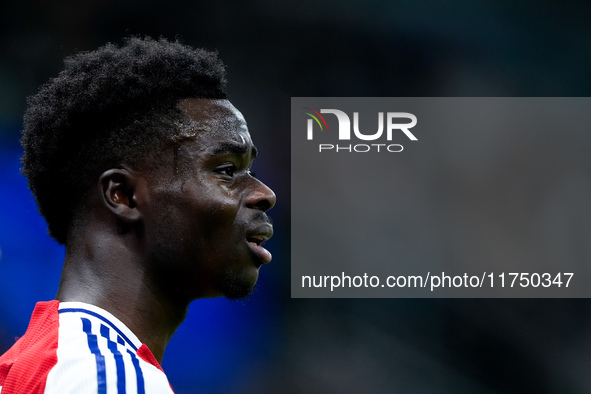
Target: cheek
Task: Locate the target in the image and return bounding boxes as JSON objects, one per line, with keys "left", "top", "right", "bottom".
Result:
{"left": 150, "top": 175, "right": 244, "bottom": 245}
{"left": 197, "top": 200, "right": 241, "bottom": 239}
{"left": 186, "top": 188, "right": 242, "bottom": 239}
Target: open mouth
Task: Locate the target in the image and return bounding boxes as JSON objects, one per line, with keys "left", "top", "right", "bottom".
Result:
{"left": 246, "top": 234, "right": 272, "bottom": 264}
{"left": 247, "top": 235, "right": 266, "bottom": 247}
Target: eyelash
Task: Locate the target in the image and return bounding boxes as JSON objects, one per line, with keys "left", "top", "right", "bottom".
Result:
{"left": 217, "top": 165, "right": 236, "bottom": 177}
{"left": 216, "top": 166, "right": 256, "bottom": 178}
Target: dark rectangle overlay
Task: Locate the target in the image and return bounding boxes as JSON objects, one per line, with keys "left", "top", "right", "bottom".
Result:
{"left": 291, "top": 98, "right": 591, "bottom": 298}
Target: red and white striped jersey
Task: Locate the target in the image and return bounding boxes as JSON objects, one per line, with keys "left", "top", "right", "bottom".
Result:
{"left": 0, "top": 301, "right": 175, "bottom": 393}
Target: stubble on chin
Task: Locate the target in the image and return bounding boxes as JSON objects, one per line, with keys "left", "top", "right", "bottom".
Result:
{"left": 218, "top": 268, "right": 258, "bottom": 300}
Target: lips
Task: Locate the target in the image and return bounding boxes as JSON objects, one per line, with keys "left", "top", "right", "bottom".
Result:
{"left": 246, "top": 224, "right": 273, "bottom": 264}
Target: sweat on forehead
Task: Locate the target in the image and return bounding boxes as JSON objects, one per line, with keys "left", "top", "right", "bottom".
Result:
{"left": 176, "top": 98, "right": 248, "bottom": 137}
{"left": 161, "top": 99, "right": 257, "bottom": 172}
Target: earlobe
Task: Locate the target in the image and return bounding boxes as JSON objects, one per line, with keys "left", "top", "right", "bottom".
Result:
{"left": 99, "top": 168, "right": 142, "bottom": 222}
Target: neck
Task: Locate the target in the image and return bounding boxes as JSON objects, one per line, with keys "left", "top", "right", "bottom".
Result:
{"left": 56, "top": 231, "right": 188, "bottom": 363}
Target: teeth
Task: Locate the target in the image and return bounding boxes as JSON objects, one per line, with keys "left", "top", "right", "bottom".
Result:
{"left": 248, "top": 236, "right": 267, "bottom": 246}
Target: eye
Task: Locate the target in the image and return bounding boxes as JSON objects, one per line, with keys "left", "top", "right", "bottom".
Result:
{"left": 216, "top": 164, "right": 236, "bottom": 177}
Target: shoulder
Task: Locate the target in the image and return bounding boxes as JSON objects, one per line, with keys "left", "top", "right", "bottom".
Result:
{"left": 0, "top": 301, "right": 61, "bottom": 394}
{"left": 1, "top": 301, "right": 175, "bottom": 394}
{"left": 47, "top": 302, "right": 175, "bottom": 394}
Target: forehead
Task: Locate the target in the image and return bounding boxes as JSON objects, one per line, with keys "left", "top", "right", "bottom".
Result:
{"left": 177, "top": 98, "right": 250, "bottom": 144}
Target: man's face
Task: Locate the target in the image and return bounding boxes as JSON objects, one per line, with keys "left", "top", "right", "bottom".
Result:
{"left": 142, "top": 98, "right": 276, "bottom": 301}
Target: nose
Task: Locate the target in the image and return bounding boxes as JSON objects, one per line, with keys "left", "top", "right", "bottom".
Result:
{"left": 245, "top": 178, "right": 276, "bottom": 212}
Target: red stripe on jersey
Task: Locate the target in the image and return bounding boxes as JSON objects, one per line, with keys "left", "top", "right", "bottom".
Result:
{"left": 0, "top": 301, "right": 60, "bottom": 393}
{"left": 137, "top": 344, "right": 164, "bottom": 373}
{"left": 137, "top": 345, "right": 175, "bottom": 391}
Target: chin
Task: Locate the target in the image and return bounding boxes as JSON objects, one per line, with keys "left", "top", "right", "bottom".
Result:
{"left": 218, "top": 266, "right": 260, "bottom": 300}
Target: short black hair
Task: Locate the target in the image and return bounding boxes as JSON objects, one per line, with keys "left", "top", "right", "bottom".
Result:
{"left": 21, "top": 36, "right": 228, "bottom": 244}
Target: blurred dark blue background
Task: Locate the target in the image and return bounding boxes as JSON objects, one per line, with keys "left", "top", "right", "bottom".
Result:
{"left": 1, "top": 1, "right": 591, "bottom": 393}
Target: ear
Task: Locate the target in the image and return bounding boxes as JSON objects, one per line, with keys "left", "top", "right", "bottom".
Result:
{"left": 98, "top": 168, "right": 143, "bottom": 223}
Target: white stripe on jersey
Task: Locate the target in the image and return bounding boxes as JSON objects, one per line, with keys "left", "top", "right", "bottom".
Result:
{"left": 44, "top": 302, "right": 174, "bottom": 394}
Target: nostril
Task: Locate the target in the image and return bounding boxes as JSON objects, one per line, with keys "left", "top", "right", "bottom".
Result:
{"left": 254, "top": 199, "right": 272, "bottom": 212}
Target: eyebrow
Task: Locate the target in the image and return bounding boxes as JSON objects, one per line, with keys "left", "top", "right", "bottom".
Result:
{"left": 211, "top": 142, "right": 258, "bottom": 158}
